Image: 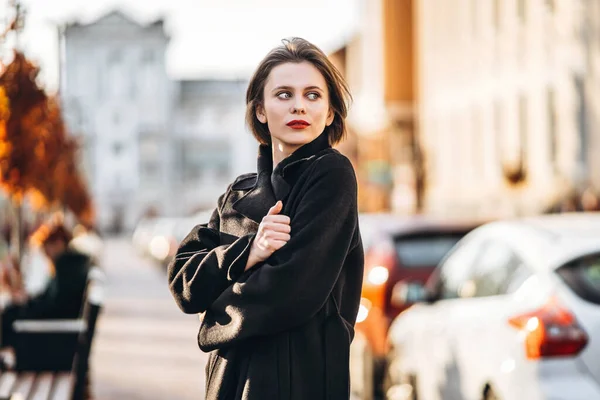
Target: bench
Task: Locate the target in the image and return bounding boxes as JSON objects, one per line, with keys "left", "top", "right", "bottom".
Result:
{"left": 1, "top": 267, "right": 106, "bottom": 400}
{"left": 0, "top": 371, "right": 73, "bottom": 400}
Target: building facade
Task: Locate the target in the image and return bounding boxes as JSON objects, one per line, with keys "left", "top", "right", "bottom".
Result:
{"left": 417, "top": 0, "right": 588, "bottom": 218}
{"left": 59, "top": 11, "right": 253, "bottom": 232}
{"left": 583, "top": 0, "right": 600, "bottom": 195}
{"left": 337, "top": 0, "right": 594, "bottom": 218}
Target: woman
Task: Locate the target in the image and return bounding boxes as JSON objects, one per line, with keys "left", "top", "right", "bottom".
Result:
{"left": 168, "top": 37, "right": 364, "bottom": 400}
{"left": 1, "top": 222, "right": 91, "bottom": 360}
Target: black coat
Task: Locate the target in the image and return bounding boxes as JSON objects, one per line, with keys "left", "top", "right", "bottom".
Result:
{"left": 25, "top": 249, "right": 91, "bottom": 319}
{"left": 168, "top": 132, "right": 364, "bottom": 400}
{"left": 1, "top": 249, "right": 91, "bottom": 348}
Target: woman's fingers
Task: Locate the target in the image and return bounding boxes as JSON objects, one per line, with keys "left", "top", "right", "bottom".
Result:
{"left": 252, "top": 206, "right": 292, "bottom": 262}
{"left": 257, "top": 234, "right": 290, "bottom": 250}
{"left": 264, "top": 231, "right": 291, "bottom": 242}
{"left": 258, "top": 232, "right": 290, "bottom": 247}
{"left": 264, "top": 215, "right": 291, "bottom": 225}
{"left": 267, "top": 201, "right": 283, "bottom": 216}
{"left": 263, "top": 222, "right": 291, "bottom": 234}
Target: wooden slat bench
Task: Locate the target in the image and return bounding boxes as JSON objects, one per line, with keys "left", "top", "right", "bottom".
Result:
{"left": 0, "top": 371, "right": 73, "bottom": 400}
{"left": 3, "top": 267, "right": 106, "bottom": 400}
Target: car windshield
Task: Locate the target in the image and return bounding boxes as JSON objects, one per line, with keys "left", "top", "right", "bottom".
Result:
{"left": 394, "top": 233, "right": 465, "bottom": 268}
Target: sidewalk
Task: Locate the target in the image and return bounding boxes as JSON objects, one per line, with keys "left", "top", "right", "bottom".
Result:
{"left": 92, "top": 237, "right": 207, "bottom": 400}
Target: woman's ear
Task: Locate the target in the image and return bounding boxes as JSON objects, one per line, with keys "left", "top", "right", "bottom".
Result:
{"left": 326, "top": 109, "right": 334, "bottom": 127}
{"left": 256, "top": 104, "right": 267, "bottom": 124}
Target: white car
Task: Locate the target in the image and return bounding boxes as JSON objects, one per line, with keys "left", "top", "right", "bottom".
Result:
{"left": 385, "top": 213, "right": 600, "bottom": 400}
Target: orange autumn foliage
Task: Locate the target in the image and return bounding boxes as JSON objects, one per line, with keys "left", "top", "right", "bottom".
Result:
{"left": 0, "top": 87, "right": 10, "bottom": 165}
{"left": 27, "top": 98, "right": 94, "bottom": 223}
{"left": 0, "top": 51, "right": 47, "bottom": 202}
{"left": 0, "top": 51, "right": 94, "bottom": 224}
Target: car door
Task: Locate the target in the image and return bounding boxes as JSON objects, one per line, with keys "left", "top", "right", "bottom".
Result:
{"left": 412, "top": 235, "right": 484, "bottom": 400}
{"left": 446, "top": 239, "right": 534, "bottom": 400}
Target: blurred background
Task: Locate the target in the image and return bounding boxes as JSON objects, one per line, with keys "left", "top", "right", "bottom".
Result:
{"left": 0, "top": 0, "right": 599, "bottom": 400}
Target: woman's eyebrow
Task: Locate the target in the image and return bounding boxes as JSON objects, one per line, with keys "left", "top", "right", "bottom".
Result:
{"left": 271, "top": 85, "right": 324, "bottom": 92}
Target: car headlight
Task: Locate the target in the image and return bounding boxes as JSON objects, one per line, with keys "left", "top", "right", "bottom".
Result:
{"left": 149, "top": 236, "right": 170, "bottom": 261}
{"left": 367, "top": 266, "right": 389, "bottom": 285}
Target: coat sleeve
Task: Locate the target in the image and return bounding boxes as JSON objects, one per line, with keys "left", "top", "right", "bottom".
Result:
{"left": 198, "top": 155, "right": 360, "bottom": 352}
{"left": 167, "top": 188, "right": 255, "bottom": 314}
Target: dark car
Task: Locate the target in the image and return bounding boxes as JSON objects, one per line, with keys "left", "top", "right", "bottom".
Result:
{"left": 350, "top": 214, "right": 482, "bottom": 400}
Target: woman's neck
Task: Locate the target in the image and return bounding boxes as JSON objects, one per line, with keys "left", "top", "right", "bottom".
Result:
{"left": 271, "top": 141, "right": 300, "bottom": 170}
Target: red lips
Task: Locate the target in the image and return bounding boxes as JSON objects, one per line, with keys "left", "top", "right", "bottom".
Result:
{"left": 286, "top": 120, "right": 310, "bottom": 129}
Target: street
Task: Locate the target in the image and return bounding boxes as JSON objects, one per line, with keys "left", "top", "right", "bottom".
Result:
{"left": 92, "top": 237, "right": 208, "bottom": 400}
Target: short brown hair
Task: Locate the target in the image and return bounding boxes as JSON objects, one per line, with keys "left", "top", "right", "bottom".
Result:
{"left": 30, "top": 222, "right": 72, "bottom": 247}
{"left": 245, "top": 37, "right": 352, "bottom": 146}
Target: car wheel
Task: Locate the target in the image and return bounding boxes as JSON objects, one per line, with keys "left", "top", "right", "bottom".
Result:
{"left": 384, "top": 375, "right": 417, "bottom": 400}
{"left": 408, "top": 376, "right": 418, "bottom": 400}
{"left": 483, "top": 386, "right": 499, "bottom": 400}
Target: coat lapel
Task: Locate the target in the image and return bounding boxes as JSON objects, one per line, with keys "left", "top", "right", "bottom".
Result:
{"left": 232, "top": 132, "right": 332, "bottom": 224}
{"left": 232, "top": 172, "right": 277, "bottom": 224}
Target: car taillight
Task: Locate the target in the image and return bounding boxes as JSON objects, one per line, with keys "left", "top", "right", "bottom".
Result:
{"left": 365, "top": 245, "right": 395, "bottom": 286}
{"left": 508, "top": 296, "right": 588, "bottom": 359}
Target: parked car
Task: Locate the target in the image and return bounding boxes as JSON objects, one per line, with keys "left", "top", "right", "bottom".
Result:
{"left": 132, "top": 217, "right": 156, "bottom": 257}
{"left": 385, "top": 213, "right": 600, "bottom": 400}
{"left": 351, "top": 214, "right": 481, "bottom": 400}
{"left": 160, "top": 211, "right": 213, "bottom": 266}
{"left": 132, "top": 211, "right": 215, "bottom": 268}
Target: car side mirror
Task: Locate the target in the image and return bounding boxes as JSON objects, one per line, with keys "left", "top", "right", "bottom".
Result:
{"left": 391, "top": 281, "right": 426, "bottom": 307}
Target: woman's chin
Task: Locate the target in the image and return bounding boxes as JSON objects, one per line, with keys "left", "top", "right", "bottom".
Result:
{"left": 278, "top": 130, "right": 319, "bottom": 145}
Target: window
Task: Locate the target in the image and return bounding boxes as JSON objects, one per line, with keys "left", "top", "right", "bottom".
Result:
{"left": 129, "top": 70, "right": 137, "bottom": 100}
{"left": 141, "top": 49, "right": 156, "bottom": 64}
{"left": 139, "top": 138, "right": 162, "bottom": 186}
{"left": 108, "top": 49, "right": 122, "bottom": 65}
{"left": 505, "top": 259, "right": 533, "bottom": 294}
{"left": 97, "top": 65, "right": 104, "bottom": 101}
{"left": 112, "top": 142, "right": 124, "bottom": 156}
{"left": 113, "top": 111, "right": 121, "bottom": 127}
{"left": 140, "top": 161, "right": 160, "bottom": 184}
{"left": 81, "top": 136, "right": 95, "bottom": 184}
{"left": 394, "top": 233, "right": 466, "bottom": 269}
{"left": 438, "top": 238, "right": 483, "bottom": 300}
{"left": 493, "top": 0, "right": 502, "bottom": 31}
{"left": 472, "top": 108, "right": 483, "bottom": 181}
{"left": 108, "top": 49, "right": 126, "bottom": 98}
{"left": 574, "top": 76, "right": 588, "bottom": 168}
{"left": 140, "top": 139, "right": 160, "bottom": 159}
{"left": 468, "top": 240, "right": 532, "bottom": 297}
{"left": 518, "top": 95, "right": 528, "bottom": 167}
{"left": 493, "top": 100, "right": 503, "bottom": 175}
{"left": 141, "top": 63, "right": 156, "bottom": 98}
{"left": 547, "top": 88, "right": 558, "bottom": 174}
{"left": 471, "top": 0, "right": 478, "bottom": 35}
{"left": 179, "top": 139, "right": 231, "bottom": 182}
{"left": 517, "top": 0, "right": 526, "bottom": 24}
{"left": 557, "top": 253, "right": 600, "bottom": 305}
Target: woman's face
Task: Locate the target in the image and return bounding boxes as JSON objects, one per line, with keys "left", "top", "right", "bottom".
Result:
{"left": 257, "top": 61, "right": 334, "bottom": 156}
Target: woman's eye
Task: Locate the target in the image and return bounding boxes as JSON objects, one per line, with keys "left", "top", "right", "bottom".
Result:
{"left": 307, "top": 92, "right": 320, "bottom": 100}
{"left": 277, "top": 92, "right": 291, "bottom": 99}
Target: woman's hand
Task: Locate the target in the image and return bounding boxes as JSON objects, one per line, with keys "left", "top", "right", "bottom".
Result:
{"left": 11, "top": 288, "right": 28, "bottom": 305}
{"left": 245, "top": 201, "right": 291, "bottom": 271}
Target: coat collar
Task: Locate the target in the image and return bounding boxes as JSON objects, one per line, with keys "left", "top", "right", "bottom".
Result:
{"left": 232, "top": 132, "right": 332, "bottom": 223}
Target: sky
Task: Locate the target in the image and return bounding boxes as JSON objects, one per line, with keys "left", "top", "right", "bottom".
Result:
{"left": 0, "top": 0, "right": 361, "bottom": 92}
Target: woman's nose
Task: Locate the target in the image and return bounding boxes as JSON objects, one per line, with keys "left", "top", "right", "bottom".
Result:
{"left": 291, "top": 100, "right": 306, "bottom": 114}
